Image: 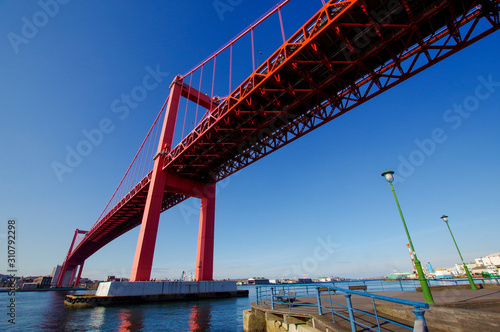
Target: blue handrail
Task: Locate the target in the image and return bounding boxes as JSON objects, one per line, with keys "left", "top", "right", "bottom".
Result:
{"left": 255, "top": 283, "right": 429, "bottom": 332}
{"left": 335, "top": 286, "right": 429, "bottom": 308}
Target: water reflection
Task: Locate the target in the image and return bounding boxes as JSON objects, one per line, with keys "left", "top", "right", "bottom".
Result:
{"left": 12, "top": 290, "right": 241, "bottom": 331}
{"left": 188, "top": 303, "right": 212, "bottom": 331}
{"left": 117, "top": 308, "right": 144, "bottom": 331}
{"left": 87, "top": 306, "right": 107, "bottom": 331}
{"left": 35, "top": 291, "right": 72, "bottom": 330}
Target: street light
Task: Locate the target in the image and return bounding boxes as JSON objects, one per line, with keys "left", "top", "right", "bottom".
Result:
{"left": 381, "top": 170, "right": 434, "bottom": 304}
{"left": 440, "top": 215, "right": 478, "bottom": 290}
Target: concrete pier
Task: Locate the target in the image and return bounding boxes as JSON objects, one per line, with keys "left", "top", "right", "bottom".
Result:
{"left": 65, "top": 281, "right": 248, "bottom": 307}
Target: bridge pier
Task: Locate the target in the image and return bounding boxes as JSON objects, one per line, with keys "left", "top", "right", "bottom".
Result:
{"left": 56, "top": 263, "right": 82, "bottom": 287}
{"left": 74, "top": 261, "right": 84, "bottom": 287}
{"left": 57, "top": 229, "right": 87, "bottom": 287}
{"left": 59, "top": 77, "right": 220, "bottom": 285}
{"left": 130, "top": 76, "right": 219, "bottom": 282}
{"left": 57, "top": 265, "right": 71, "bottom": 287}
{"left": 130, "top": 77, "right": 183, "bottom": 282}
{"left": 131, "top": 178, "right": 217, "bottom": 282}
{"left": 196, "top": 184, "right": 216, "bottom": 281}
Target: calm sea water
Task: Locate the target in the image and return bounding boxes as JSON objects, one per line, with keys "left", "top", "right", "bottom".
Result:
{"left": 1, "top": 286, "right": 255, "bottom": 331}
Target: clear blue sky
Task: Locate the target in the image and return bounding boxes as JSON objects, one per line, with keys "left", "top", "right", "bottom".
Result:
{"left": 1, "top": 0, "right": 499, "bottom": 281}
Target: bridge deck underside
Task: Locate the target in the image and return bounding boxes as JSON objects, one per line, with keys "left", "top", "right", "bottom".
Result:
{"left": 65, "top": 0, "right": 499, "bottom": 266}
{"left": 163, "top": 0, "right": 486, "bottom": 182}
{"left": 67, "top": 176, "right": 188, "bottom": 265}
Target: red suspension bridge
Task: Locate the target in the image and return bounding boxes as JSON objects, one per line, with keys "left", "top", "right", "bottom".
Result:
{"left": 57, "top": 0, "right": 499, "bottom": 287}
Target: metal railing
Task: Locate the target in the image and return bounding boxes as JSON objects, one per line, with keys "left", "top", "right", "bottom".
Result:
{"left": 303, "top": 277, "right": 500, "bottom": 292}
{"left": 256, "top": 283, "right": 429, "bottom": 332}
{"left": 429, "top": 277, "right": 500, "bottom": 286}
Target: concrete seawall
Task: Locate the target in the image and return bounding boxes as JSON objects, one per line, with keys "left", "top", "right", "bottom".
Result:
{"left": 243, "top": 307, "right": 323, "bottom": 332}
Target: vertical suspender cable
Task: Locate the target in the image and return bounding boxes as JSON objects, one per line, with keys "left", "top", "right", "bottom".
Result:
{"left": 195, "top": 56, "right": 219, "bottom": 121}
{"left": 150, "top": 114, "right": 160, "bottom": 172}
{"left": 195, "top": 65, "right": 204, "bottom": 126}
{"left": 278, "top": 8, "right": 286, "bottom": 43}
{"left": 94, "top": 96, "right": 169, "bottom": 224}
{"left": 142, "top": 128, "right": 153, "bottom": 180}
{"left": 211, "top": 56, "right": 217, "bottom": 101}
{"left": 182, "top": 74, "right": 193, "bottom": 138}
{"left": 229, "top": 43, "right": 233, "bottom": 95}
{"left": 251, "top": 28, "right": 255, "bottom": 72}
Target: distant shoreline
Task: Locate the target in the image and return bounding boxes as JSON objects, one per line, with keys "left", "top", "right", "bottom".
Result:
{"left": 0, "top": 287, "right": 86, "bottom": 293}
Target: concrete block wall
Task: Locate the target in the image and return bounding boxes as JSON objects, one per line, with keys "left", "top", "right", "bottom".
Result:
{"left": 162, "top": 281, "right": 236, "bottom": 294}
{"left": 243, "top": 308, "right": 322, "bottom": 332}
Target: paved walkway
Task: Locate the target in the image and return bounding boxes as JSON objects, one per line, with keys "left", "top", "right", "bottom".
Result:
{"left": 252, "top": 287, "right": 500, "bottom": 331}
{"left": 374, "top": 287, "right": 500, "bottom": 308}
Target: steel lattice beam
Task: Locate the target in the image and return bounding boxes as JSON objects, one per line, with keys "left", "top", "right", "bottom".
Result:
{"left": 162, "top": 0, "right": 499, "bottom": 183}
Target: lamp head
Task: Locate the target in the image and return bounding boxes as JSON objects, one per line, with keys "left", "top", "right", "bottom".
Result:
{"left": 441, "top": 215, "right": 449, "bottom": 222}
{"left": 381, "top": 170, "right": 395, "bottom": 183}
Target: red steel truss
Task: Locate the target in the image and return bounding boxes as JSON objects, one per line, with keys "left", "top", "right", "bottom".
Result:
{"left": 164, "top": 0, "right": 500, "bottom": 183}
{"left": 58, "top": 0, "right": 499, "bottom": 286}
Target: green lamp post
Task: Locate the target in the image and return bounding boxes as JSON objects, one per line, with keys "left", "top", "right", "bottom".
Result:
{"left": 381, "top": 170, "right": 434, "bottom": 304}
{"left": 440, "top": 215, "right": 478, "bottom": 290}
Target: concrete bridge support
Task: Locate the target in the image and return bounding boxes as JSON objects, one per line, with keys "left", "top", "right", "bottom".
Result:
{"left": 130, "top": 77, "right": 183, "bottom": 282}
{"left": 196, "top": 184, "right": 216, "bottom": 281}
{"left": 57, "top": 229, "right": 87, "bottom": 287}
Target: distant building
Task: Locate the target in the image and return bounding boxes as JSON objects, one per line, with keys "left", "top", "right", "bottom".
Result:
{"left": 106, "top": 276, "right": 117, "bottom": 282}
{"left": 476, "top": 253, "right": 500, "bottom": 267}
{"left": 317, "top": 277, "right": 331, "bottom": 282}
{"left": 78, "top": 278, "right": 96, "bottom": 289}
{"left": 296, "top": 278, "right": 312, "bottom": 284}
{"left": 37, "top": 276, "right": 52, "bottom": 288}
{"left": 280, "top": 279, "right": 295, "bottom": 284}
{"left": 0, "top": 274, "right": 20, "bottom": 288}
{"left": 21, "top": 282, "right": 38, "bottom": 290}
{"left": 470, "top": 265, "right": 490, "bottom": 276}
{"left": 452, "top": 262, "right": 477, "bottom": 275}
{"left": 386, "top": 272, "right": 413, "bottom": 279}
{"left": 434, "top": 269, "right": 453, "bottom": 279}
{"left": 318, "top": 276, "right": 344, "bottom": 282}
{"left": 51, "top": 265, "right": 62, "bottom": 286}
{"left": 248, "top": 277, "right": 269, "bottom": 285}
